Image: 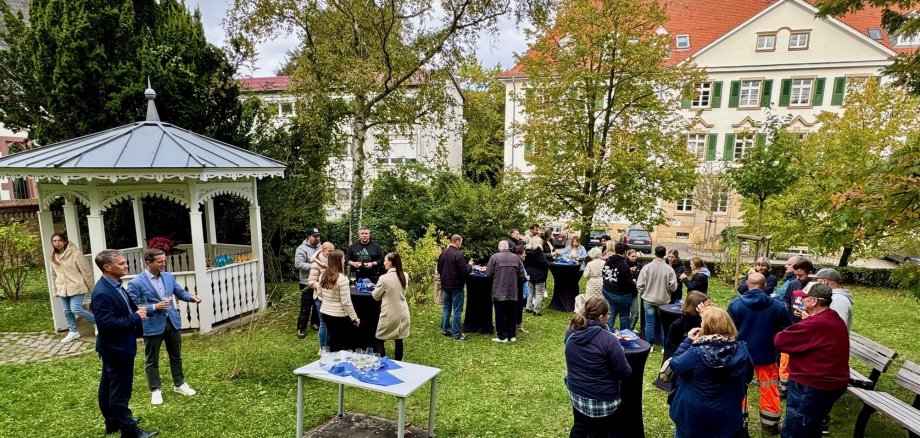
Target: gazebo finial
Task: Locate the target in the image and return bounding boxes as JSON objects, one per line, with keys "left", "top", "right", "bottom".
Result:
{"left": 144, "top": 77, "right": 160, "bottom": 122}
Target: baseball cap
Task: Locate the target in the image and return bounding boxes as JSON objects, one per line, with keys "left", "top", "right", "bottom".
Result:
{"left": 309, "top": 227, "right": 320, "bottom": 237}
{"left": 810, "top": 268, "right": 841, "bottom": 282}
{"left": 806, "top": 283, "right": 833, "bottom": 300}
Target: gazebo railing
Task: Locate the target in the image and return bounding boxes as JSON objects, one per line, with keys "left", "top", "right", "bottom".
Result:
{"left": 208, "top": 259, "right": 260, "bottom": 325}
{"left": 120, "top": 270, "right": 201, "bottom": 330}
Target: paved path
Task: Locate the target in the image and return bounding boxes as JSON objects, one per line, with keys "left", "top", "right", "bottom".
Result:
{"left": 0, "top": 332, "right": 93, "bottom": 365}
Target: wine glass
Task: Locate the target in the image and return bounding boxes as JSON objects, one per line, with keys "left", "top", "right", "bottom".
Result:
{"left": 319, "top": 346, "right": 331, "bottom": 368}
{"left": 371, "top": 353, "right": 381, "bottom": 380}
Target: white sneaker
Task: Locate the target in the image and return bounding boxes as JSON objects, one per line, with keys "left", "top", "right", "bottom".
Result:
{"left": 174, "top": 383, "right": 197, "bottom": 396}
{"left": 151, "top": 390, "right": 163, "bottom": 405}
{"left": 491, "top": 337, "right": 508, "bottom": 343}
{"left": 61, "top": 331, "right": 80, "bottom": 343}
{"left": 510, "top": 337, "right": 517, "bottom": 342}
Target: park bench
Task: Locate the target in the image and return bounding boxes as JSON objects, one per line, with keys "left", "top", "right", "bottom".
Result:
{"left": 848, "top": 360, "right": 920, "bottom": 438}
{"left": 849, "top": 331, "right": 898, "bottom": 390}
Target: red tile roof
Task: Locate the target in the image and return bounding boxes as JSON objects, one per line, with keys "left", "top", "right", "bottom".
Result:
{"left": 498, "top": 0, "right": 915, "bottom": 79}
{"left": 238, "top": 76, "right": 292, "bottom": 92}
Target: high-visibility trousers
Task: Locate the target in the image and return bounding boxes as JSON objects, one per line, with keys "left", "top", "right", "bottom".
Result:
{"left": 742, "top": 363, "right": 782, "bottom": 427}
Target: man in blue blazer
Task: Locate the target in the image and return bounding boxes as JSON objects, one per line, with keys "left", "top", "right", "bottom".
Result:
{"left": 127, "top": 248, "right": 201, "bottom": 406}
{"left": 91, "top": 249, "right": 156, "bottom": 438}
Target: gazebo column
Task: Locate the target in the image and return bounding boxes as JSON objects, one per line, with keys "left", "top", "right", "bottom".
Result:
{"left": 37, "top": 196, "right": 67, "bottom": 331}
{"left": 86, "top": 189, "right": 107, "bottom": 281}
{"left": 249, "top": 179, "right": 266, "bottom": 310}
{"left": 132, "top": 196, "right": 146, "bottom": 248}
{"left": 204, "top": 198, "right": 217, "bottom": 245}
{"left": 61, "top": 197, "right": 82, "bottom": 251}
{"left": 188, "top": 182, "right": 215, "bottom": 332}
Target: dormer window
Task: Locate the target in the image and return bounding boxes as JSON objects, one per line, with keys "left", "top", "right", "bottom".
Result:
{"left": 895, "top": 33, "right": 920, "bottom": 46}
{"left": 789, "top": 32, "right": 810, "bottom": 50}
{"left": 756, "top": 33, "right": 776, "bottom": 51}
{"left": 675, "top": 34, "right": 690, "bottom": 50}
{"left": 868, "top": 28, "right": 883, "bottom": 41}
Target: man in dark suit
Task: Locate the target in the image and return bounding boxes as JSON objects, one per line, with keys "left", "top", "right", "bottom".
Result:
{"left": 127, "top": 249, "right": 201, "bottom": 406}
{"left": 91, "top": 249, "right": 157, "bottom": 438}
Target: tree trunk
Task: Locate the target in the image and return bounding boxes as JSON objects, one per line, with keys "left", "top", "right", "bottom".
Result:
{"left": 838, "top": 246, "right": 852, "bottom": 267}
{"left": 349, "top": 115, "right": 368, "bottom": 242}
{"left": 756, "top": 200, "right": 764, "bottom": 236}
{"left": 579, "top": 201, "right": 598, "bottom": 249}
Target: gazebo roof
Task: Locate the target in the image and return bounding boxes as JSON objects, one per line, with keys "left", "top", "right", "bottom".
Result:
{"left": 0, "top": 87, "right": 286, "bottom": 184}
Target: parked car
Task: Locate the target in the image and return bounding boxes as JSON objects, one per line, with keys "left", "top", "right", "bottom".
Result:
{"left": 548, "top": 225, "right": 566, "bottom": 248}
{"left": 587, "top": 231, "right": 610, "bottom": 249}
{"left": 620, "top": 227, "right": 652, "bottom": 254}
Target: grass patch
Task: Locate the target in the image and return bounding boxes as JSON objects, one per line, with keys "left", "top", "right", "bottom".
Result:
{"left": 0, "top": 276, "right": 917, "bottom": 437}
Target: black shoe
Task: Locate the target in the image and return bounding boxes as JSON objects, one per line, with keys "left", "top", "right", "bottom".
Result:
{"left": 762, "top": 423, "right": 780, "bottom": 436}
{"left": 533, "top": 311, "right": 541, "bottom": 316}
{"left": 442, "top": 331, "right": 451, "bottom": 337}
{"left": 106, "top": 418, "right": 141, "bottom": 434}
{"left": 297, "top": 330, "right": 306, "bottom": 339}
{"left": 525, "top": 309, "right": 533, "bottom": 314}
{"left": 453, "top": 335, "right": 468, "bottom": 341}
{"left": 122, "top": 428, "right": 157, "bottom": 438}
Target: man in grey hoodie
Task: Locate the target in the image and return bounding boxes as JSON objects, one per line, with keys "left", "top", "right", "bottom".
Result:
{"left": 811, "top": 268, "right": 853, "bottom": 331}
{"left": 636, "top": 245, "right": 677, "bottom": 345}
{"left": 294, "top": 228, "right": 321, "bottom": 338}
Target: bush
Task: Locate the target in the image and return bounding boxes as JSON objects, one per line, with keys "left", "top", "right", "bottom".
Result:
{"left": 391, "top": 224, "right": 447, "bottom": 305}
{"left": 0, "top": 221, "right": 40, "bottom": 301}
{"left": 890, "top": 263, "right": 920, "bottom": 301}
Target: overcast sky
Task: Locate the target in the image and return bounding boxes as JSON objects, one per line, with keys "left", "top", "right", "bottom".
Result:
{"left": 185, "top": 0, "right": 529, "bottom": 77}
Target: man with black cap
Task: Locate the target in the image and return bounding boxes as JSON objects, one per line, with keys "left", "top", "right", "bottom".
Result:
{"left": 774, "top": 284, "right": 850, "bottom": 437}
{"left": 811, "top": 268, "right": 853, "bottom": 332}
{"left": 294, "top": 228, "right": 322, "bottom": 338}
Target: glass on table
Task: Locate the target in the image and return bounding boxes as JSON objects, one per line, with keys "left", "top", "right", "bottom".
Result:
{"left": 319, "top": 346, "right": 331, "bottom": 367}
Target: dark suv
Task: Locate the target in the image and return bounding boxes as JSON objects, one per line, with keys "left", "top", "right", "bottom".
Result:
{"left": 620, "top": 228, "right": 652, "bottom": 254}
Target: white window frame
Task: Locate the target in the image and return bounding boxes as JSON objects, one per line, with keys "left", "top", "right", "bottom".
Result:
{"left": 715, "top": 192, "right": 730, "bottom": 213}
{"left": 675, "top": 34, "right": 690, "bottom": 50}
{"left": 687, "top": 134, "right": 706, "bottom": 161}
{"left": 756, "top": 34, "right": 776, "bottom": 51}
{"left": 676, "top": 232, "right": 690, "bottom": 240}
{"left": 789, "top": 32, "right": 810, "bottom": 50}
{"left": 789, "top": 78, "right": 813, "bottom": 107}
{"left": 738, "top": 79, "right": 762, "bottom": 108}
{"left": 734, "top": 133, "right": 755, "bottom": 160}
{"left": 691, "top": 82, "right": 712, "bottom": 109}
{"left": 378, "top": 140, "right": 418, "bottom": 165}
{"left": 676, "top": 196, "right": 693, "bottom": 212}
{"left": 896, "top": 33, "right": 920, "bottom": 46}
{"left": 845, "top": 76, "right": 871, "bottom": 98}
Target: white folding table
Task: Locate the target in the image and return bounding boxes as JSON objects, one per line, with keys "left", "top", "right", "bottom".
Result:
{"left": 294, "top": 359, "right": 441, "bottom": 438}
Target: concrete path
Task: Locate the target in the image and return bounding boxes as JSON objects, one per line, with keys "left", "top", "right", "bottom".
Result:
{"left": 0, "top": 332, "right": 93, "bottom": 365}
{"left": 304, "top": 413, "right": 427, "bottom": 438}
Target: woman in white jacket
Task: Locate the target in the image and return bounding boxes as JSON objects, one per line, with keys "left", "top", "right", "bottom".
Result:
{"left": 317, "top": 250, "right": 359, "bottom": 352}
{"left": 49, "top": 233, "right": 96, "bottom": 342}
{"left": 373, "top": 253, "right": 410, "bottom": 360}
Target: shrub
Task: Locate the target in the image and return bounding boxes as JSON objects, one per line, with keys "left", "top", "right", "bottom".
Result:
{"left": 391, "top": 224, "right": 447, "bottom": 305}
{"left": 0, "top": 221, "right": 40, "bottom": 301}
{"left": 890, "top": 263, "right": 920, "bottom": 301}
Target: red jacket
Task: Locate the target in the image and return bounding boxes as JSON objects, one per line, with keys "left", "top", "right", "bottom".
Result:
{"left": 774, "top": 309, "right": 850, "bottom": 390}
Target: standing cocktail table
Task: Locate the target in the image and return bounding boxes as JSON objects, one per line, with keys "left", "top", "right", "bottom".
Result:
{"left": 294, "top": 360, "right": 442, "bottom": 438}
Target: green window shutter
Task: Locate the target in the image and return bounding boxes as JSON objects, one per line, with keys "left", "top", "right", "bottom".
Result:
{"left": 813, "top": 77, "right": 826, "bottom": 106}
{"left": 760, "top": 80, "right": 773, "bottom": 107}
{"left": 831, "top": 77, "right": 846, "bottom": 105}
{"left": 756, "top": 133, "right": 767, "bottom": 147}
{"left": 728, "top": 81, "right": 740, "bottom": 108}
{"left": 778, "top": 79, "right": 791, "bottom": 107}
{"left": 681, "top": 98, "right": 691, "bottom": 109}
{"left": 524, "top": 143, "right": 533, "bottom": 156}
{"left": 706, "top": 133, "right": 717, "bottom": 161}
{"left": 723, "top": 133, "right": 735, "bottom": 161}
{"left": 711, "top": 81, "right": 723, "bottom": 108}
{"left": 680, "top": 133, "right": 689, "bottom": 148}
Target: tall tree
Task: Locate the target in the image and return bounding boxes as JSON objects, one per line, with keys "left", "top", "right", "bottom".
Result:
{"left": 816, "top": 0, "right": 920, "bottom": 95}
{"left": 0, "top": 0, "right": 245, "bottom": 145}
{"left": 692, "top": 162, "right": 734, "bottom": 246}
{"left": 750, "top": 83, "right": 920, "bottom": 265}
{"left": 456, "top": 60, "right": 505, "bottom": 185}
{"left": 516, "top": 0, "right": 702, "bottom": 243}
{"left": 228, "top": 0, "right": 511, "bottom": 240}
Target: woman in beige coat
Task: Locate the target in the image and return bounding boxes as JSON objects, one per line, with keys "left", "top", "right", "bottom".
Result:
{"left": 577, "top": 246, "right": 606, "bottom": 313}
{"left": 308, "top": 242, "right": 334, "bottom": 349}
{"left": 49, "top": 233, "right": 96, "bottom": 342}
{"left": 372, "top": 252, "right": 410, "bottom": 360}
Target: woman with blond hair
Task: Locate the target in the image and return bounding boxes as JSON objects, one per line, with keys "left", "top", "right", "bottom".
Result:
{"left": 49, "top": 233, "right": 96, "bottom": 342}
{"left": 317, "top": 250, "right": 359, "bottom": 352}
{"left": 669, "top": 307, "right": 754, "bottom": 438}
{"left": 308, "top": 242, "right": 335, "bottom": 348}
{"left": 577, "top": 246, "right": 606, "bottom": 314}
{"left": 564, "top": 297, "right": 631, "bottom": 437}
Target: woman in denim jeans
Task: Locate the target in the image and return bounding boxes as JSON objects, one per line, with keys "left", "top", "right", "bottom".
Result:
{"left": 49, "top": 233, "right": 96, "bottom": 342}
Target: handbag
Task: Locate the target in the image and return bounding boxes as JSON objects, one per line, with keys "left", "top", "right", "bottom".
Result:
{"left": 434, "top": 273, "right": 443, "bottom": 305}
{"left": 658, "top": 357, "right": 674, "bottom": 383}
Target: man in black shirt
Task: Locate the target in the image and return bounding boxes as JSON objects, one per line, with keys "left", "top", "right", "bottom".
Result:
{"left": 346, "top": 227, "right": 385, "bottom": 283}
{"left": 436, "top": 234, "right": 473, "bottom": 340}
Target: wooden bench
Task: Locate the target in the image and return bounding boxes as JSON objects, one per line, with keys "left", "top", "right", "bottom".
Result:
{"left": 849, "top": 331, "right": 898, "bottom": 390}
{"left": 849, "top": 361, "right": 920, "bottom": 438}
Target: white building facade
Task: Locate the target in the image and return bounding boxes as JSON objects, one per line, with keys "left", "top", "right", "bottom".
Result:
{"left": 498, "top": 0, "right": 917, "bottom": 245}
{"left": 239, "top": 76, "right": 464, "bottom": 219}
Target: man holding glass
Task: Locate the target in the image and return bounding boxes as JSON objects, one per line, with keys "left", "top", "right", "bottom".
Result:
{"left": 127, "top": 249, "right": 201, "bottom": 406}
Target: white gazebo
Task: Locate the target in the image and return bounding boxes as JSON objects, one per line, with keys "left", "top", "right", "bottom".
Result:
{"left": 0, "top": 87, "right": 286, "bottom": 333}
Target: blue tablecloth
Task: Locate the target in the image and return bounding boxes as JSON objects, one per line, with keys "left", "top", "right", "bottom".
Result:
{"left": 328, "top": 360, "right": 404, "bottom": 386}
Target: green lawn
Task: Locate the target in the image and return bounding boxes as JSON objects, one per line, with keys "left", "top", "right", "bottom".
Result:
{"left": 0, "top": 271, "right": 917, "bottom": 437}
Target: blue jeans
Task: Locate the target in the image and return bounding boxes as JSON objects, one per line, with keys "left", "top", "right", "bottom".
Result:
{"left": 643, "top": 301, "right": 664, "bottom": 345}
{"left": 60, "top": 294, "right": 95, "bottom": 332}
{"left": 315, "top": 300, "right": 327, "bottom": 347}
{"left": 602, "top": 289, "right": 633, "bottom": 330}
{"left": 781, "top": 380, "right": 845, "bottom": 438}
{"left": 441, "top": 289, "right": 465, "bottom": 338}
